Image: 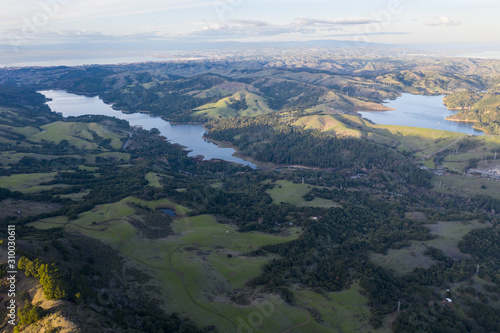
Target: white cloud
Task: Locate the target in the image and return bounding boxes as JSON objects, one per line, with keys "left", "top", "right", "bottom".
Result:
{"left": 0, "top": 0, "right": 209, "bottom": 30}
{"left": 425, "top": 16, "right": 462, "bottom": 27}
{"left": 189, "top": 17, "right": 376, "bottom": 40}
{"left": 294, "top": 17, "right": 379, "bottom": 26}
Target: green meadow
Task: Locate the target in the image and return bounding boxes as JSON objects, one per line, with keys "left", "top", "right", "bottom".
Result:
{"left": 28, "top": 196, "right": 320, "bottom": 332}
{"left": 145, "top": 172, "right": 163, "bottom": 187}
{"left": 370, "top": 219, "right": 490, "bottom": 276}
{"left": 434, "top": 174, "right": 500, "bottom": 200}
{"left": 193, "top": 90, "right": 273, "bottom": 118}
{"left": 0, "top": 172, "right": 58, "bottom": 192}
{"left": 266, "top": 180, "right": 338, "bottom": 208}
{"left": 293, "top": 114, "right": 466, "bottom": 157}
{"left": 32, "top": 121, "right": 124, "bottom": 150}
{"left": 294, "top": 283, "right": 391, "bottom": 333}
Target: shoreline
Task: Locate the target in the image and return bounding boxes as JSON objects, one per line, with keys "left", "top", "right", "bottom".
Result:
{"left": 201, "top": 134, "right": 273, "bottom": 170}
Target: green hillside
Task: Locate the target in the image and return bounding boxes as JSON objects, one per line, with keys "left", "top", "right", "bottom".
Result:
{"left": 193, "top": 90, "right": 274, "bottom": 118}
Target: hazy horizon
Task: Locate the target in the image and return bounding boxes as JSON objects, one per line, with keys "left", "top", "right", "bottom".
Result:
{"left": 2, "top": 0, "right": 500, "bottom": 66}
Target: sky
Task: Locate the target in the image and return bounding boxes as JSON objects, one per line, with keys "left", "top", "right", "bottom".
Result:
{"left": 1, "top": 0, "right": 500, "bottom": 65}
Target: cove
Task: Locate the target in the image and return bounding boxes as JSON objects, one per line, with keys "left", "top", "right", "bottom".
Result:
{"left": 358, "top": 93, "right": 484, "bottom": 136}
{"left": 39, "top": 90, "right": 257, "bottom": 168}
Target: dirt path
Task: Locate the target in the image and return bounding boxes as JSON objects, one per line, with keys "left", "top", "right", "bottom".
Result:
{"left": 122, "top": 131, "right": 133, "bottom": 151}
{"left": 427, "top": 134, "right": 469, "bottom": 158}
{"left": 279, "top": 306, "right": 311, "bottom": 333}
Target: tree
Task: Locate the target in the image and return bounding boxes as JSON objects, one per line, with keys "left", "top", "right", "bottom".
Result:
{"left": 38, "top": 263, "right": 67, "bottom": 300}
{"left": 18, "top": 303, "right": 44, "bottom": 326}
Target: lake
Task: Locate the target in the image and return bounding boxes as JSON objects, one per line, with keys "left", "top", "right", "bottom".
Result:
{"left": 160, "top": 209, "right": 177, "bottom": 217}
{"left": 358, "top": 93, "right": 484, "bottom": 135}
{"left": 39, "top": 90, "right": 257, "bottom": 168}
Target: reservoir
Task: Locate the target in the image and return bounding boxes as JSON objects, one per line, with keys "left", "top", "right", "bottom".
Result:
{"left": 160, "top": 209, "right": 177, "bottom": 217}
{"left": 39, "top": 90, "right": 257, "bottom": 168}
{"left": 358, "top": 93, "right": 484, "bottom": 136}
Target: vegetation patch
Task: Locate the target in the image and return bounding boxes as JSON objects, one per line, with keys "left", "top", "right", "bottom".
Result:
{"left": 28, "top": 216, "right": 68, "bottom": 230}
{"left": 266, "top": 180, "right": 337, "bottom": 208}
{"left": 0, "top": 172, "right": 58, "bottom": 192}
{"left": 0, "top": 199, "right": 61, "bottom": 219}
{"left": 370, "top": 220, "right": 491, "bottom": 276}
{"left": 338, "top": 114, "right": 465, "bottom": 156}
{"left": 433, "top": 174, "right": 500, "bottom": 200}
{"left": 145, "top": 172, "right": 163, "bottom": 187}
{"left": 294, "top": 115, "right": 360, "bottom": 137}
{"left": 193, "top": 90, "right": 273, "bottom": 118}
{"left": 424, "top": 220, "right": 491, "bottom": 258}
{"left": 28, "top": 196, "right": 305, "bottom": 331}
{"left": 370, "top": 244, "right": 438, "bottom": 276}
{"left": 294, "top": 283, "right": 390, "bottom": 333}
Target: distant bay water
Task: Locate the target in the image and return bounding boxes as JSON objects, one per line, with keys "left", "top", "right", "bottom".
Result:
{"left": 40, "top": 90, "right": 257, "bottom": 169}
{"left": 358, "top": 94, "right": 484, "bottom": 136}
{"left": 455, "top": 51, "right": 500, "bottom": 59}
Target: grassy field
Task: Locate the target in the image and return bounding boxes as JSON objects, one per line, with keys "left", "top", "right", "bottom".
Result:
{"left": 266, "top": 180, "right": 339, "bottom": 208}
{"left": 476, "top": 135, "right": 500, "bottom": 150}
{"left": 28, "top": 196, "right": 318, "bottom": 332}
{"left": 0, "top": 120, "right": 127, "bottom": 177}
{"left": 32, "top": 122, "right": 99, "bottom": 150}
{"left": 293, "top": 112, "right": 463, "bottom": 156}
{"left": 433, "top": 174, "right": 500, "bottom": 200}
{"left": 0, "top": 124, "right": 40, "bottom": 137}
{"left": 294, "top": 115, "right": 360, "bottom": 137}
{"left": 370, "top": 244, "right": 438, "bottom": 276}
{"left": 0, "top": 172, "right": 58, "bottom": 192}
{"left": 31, "top": 121, "right": 124, "bottom": 150}
{"left": 294, "top": 283, "right": 391, "bottom": 333}
{"left": 335, "top": 115, "right": 465, "bottom": 156}
{"left": 84, "top": 152, "right": 130, "bottom": 164}
{"left": 193, "top": 90, "right": 273, "bottom": 118}
{"left": 377, "top": 125, "right": 465, "bottom": 156}
{"left": 425, "top": 220, "right": 491, "bottom": 258}
{"left": 0, "top": 152, "right": 50, "bottom": 166}
{"left": 29, "top": 216, "right": 68, "bottom": 229}
{"left": 145, "top": 172, "right": 163, "bottom": 187}
{"left": 370, "top": 219, "right": 491, "bottom": 276}
{"left": 191, "top": 82, "right": 259, "bottom": 99}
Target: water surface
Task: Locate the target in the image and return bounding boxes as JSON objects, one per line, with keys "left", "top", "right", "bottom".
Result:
{"left": 40, "top": 90, "right": 257, "bottom": 168}
{"left": 160, "top": 209, "right": 177, "bottom": 217}
{"left": 358, "top": 94, "right": 483, "bottom": 135}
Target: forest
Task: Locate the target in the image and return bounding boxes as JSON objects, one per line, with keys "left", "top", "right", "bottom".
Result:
{"left": 444, "top": 90, "right": 500, "bottom": 134}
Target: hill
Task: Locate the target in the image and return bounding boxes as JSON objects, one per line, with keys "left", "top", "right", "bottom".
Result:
{"left": 444, "top": 91, "right": 500, "bottom": 134}
{"left": 1, "top": 56, "right": 500, "bottom": 332}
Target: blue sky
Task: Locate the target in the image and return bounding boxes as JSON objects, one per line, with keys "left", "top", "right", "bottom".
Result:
{"left": 1, "top": 0, "right": 500, "bottom": 64}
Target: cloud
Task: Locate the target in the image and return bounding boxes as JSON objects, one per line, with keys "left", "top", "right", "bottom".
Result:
{"left": 0, "top": 0, "right": 209, "bottom": 30}
{"left": 196, "top": 22, "right": 310, "bottom": 38}
{"left": 226, "top": 20, "right": 270, "bottom": 28}
{"left": 0, "top": 27, "right": 154, "bottom": 49}
{"left": 294, "top": 17, "right": 379, "bottom": 26}
{"left": 188, "top": 17, "right": 376, "bottom": 40}
{"left": 425, "top": 16, "right": 461, "bottom": 27}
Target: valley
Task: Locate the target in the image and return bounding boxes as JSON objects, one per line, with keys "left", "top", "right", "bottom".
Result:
{"left": 0, "top": 53, "right": 500, "bottom": 332}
